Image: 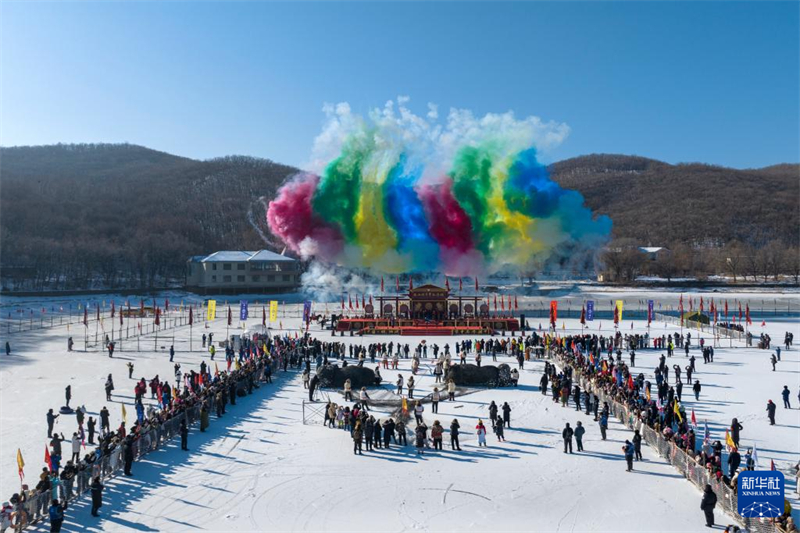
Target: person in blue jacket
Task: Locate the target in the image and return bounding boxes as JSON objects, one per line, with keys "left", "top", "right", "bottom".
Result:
{"left": 49, "top": 499, "right": 67, "bottom": 532}
{"left": 599, "top": 413, "right": 608, "bottom": 440}
{"left": 782, "top": 386, "right": 791, "bottom": 409}
{"left": 623, "top": 440, "right": 635, "bottom": 472}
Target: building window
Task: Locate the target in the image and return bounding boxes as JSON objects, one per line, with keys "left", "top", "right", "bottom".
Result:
{"left": 212, "top": 275, "right": 217, "bottom": 282}
{"left": 212, "top": 264, "right": 217, "bottom": 270}
{"left": 223, "top": 264, "right": 232, "bottom": 271}
{"left": 282, "top": 275, "right": 290, "bottom": 282}
{"left": 237, "top": 264, "right": 245, "bottom": 270}
{"left": 267, "top": 275, "right": 275, "bottom": 282}
{"left": 223, "top": 275, "right": 232, "bottom": 282}
{"left": 237, "top": 275, "right": 245, "bottom": 282}
{"left": 252, "top": 275, "right": 260, "bottom": 282}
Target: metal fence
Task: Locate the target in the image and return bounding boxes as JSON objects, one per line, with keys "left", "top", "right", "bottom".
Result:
{"left": 551, "top": 351, "right": 783, "bottom": 533}
{"left": 8, "top": 360, "right": 268, "bottom": 531}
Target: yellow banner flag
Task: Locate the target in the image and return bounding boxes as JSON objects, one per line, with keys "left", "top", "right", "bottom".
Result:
{"left": 207, "top": 300, "right": 217, "bottom": 321}
{"left": 673, "top": 400, "right": 682, "bottom": 422}
{"left": 646, "top": 387, "right": 651, "bottom": 402}
{"left": 616, "top": 300, "right": 624, "bottom": 320}
{"left": 725, "top": 429, "right": 736, "bottom": 450}
{"left": 402, "top": 397, "right": 408, "bottom": 414}
{"left": 269, "top": 301, "right": 278, "bottom": 322}
{"left": 121, "top": 403, "right": 127, "bottom": 424}
{"left": 17, "top": 448, "right": 24, "bottom": 473}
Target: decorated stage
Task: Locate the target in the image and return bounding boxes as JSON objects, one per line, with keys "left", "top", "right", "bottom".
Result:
{"left": 334, "top": 284, "right": 521, "bottom": 336}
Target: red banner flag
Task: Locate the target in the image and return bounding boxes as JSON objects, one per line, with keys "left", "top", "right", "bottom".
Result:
{"left": 745, "top": 304, "right": 751, "bottom": 325}
{"left": 459, "top": 278, "right": 463, "bottom": 292}
{"left": 44, "top": 445, "right": 52, "bottom": 471}
{"left": 494, "top": 294, "right": 498, "bottom": 311}
{"left": 262, "top": 307, "right": 266, "bottom": 326}
{"left": 501, "top": 295, "right": 505, "bottom": 311}
{"left": 189, "top": 307, "right": 194, "bottom": 326}
{"left": 155, "top": 308, "right": 161, "bottom": 326}
{"left": 475, "top": 277, "right": 479, "bottom": 291}
{"left": 445, "top": 278, "right": 450, "bottom": 291}
{"left": 724, "top": 300, "right": 728, "bottom": 318}
{"left": 349, "top": 295, "right": 353, "bottom": 310}
{"left": 514, "top": 294, "right": 518, "bottom": 310}
{"left": 549, "top": 301, "right": 558, "bottom": 325}
{"left": 341, "top": 295, "right": 345, "bottom": 310}
{"left": 111, "top": 301, "right": 116, "bottom": 318}
{"left": 227, "top": 307, "right": 232, "bottom": 326}
{"left": 700, "top": 296, "right": 704, "bottom": 313}
{"left": 580, "top": 306, "right": 586, "bottom": 325}
{"left": 380, "top": 276, "right": 384, "bottom": 293}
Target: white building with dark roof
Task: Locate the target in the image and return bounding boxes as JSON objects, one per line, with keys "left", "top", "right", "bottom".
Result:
{"left": 186, "top": 250, "right": 300, "bottom": 293}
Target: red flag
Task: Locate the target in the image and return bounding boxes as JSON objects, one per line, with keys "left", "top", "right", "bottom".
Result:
{"left": 745, "top": 304, "right": 751, "bottom": 325}
{"left": 514, "top": 294, "right": 518, "bottom": 310}
{"left": 700, "top": 296, "right": 704, "bottom": 313}
{"left": 369, "top": 295, "right": 373, "bottom": 307}
{"left": 445, "top": 278, "right": 450, "bottom": 291}
{"left": 341, "top": 295, "right": 345, "bottom": 310}
{"left": 613, "top": 305, "right": 619, "bottom": 325}
{"left": 679, "top": 294, "right": 684, "bottom": 326}
{"left": 361, "top": 294, "right": 365, "bottom": 309}
{"left": 691, "top": 409, "right": 697, "bottom": 427}
{"left": 262, "top": 307, "right": 266, "bottom": 326}
{"left": 44, "top": 445, "right": 52, "bottom": 471}
{"left": 348, "top": 295, "right": 353, "bottom": 310}
{"left": 380, "top": 276, "right": 384, "bottom": 293}
{"left": 549, "top": 301, "right": 557, "bottom": 325}
{"left": 355, "top": 296, "right": 360, "bottom": 310}
{"left": 580, "top": 306, "right": 586, "bottom": 325}
{"left": 189, "top": 307, "right": 194, "bottom": 326}
{"left": 459, "top": 278, "right": 463, "bottom": 292}
{"left": 494, "top": 294, "right": 498, "bottom": 311}
{"left": 111, "top": 301, "right": 116, "bottom": 318}
{"left": 724, "top": 300, "right": 728, "bottom": 318}
{"left": 501, "top": 295, "right": 505, "bottom": 311}
{"left": 770, "top": 459, "right": 776, "bottom": 471}
{"left": 227, "top": 307, "right": 232, "bottom": 326}
{"left": 155, "top": 308, "right": 161, "bottom": 326}
{"left": 475, "top": 277, "right": 479, "bottom": 291}
{"left": 761, "top": 320, "right": 766, "bottom": 327}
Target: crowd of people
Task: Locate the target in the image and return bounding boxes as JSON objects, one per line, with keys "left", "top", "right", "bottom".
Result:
{"left": 0, "top": 331, "right": 315, "bottom": 533}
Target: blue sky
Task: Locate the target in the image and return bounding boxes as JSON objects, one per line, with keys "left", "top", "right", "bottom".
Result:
{"left": 1, "top": 1, "right": 798, "bottom": 169}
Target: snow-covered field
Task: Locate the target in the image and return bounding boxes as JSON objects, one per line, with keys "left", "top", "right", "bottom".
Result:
{"left": 1, "top": 294, "right": 798, "bottom": 532}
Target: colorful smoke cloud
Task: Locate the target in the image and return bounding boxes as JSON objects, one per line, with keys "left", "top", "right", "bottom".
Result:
{"left": 267, "top": 98, "right": 612, "bottom": 276}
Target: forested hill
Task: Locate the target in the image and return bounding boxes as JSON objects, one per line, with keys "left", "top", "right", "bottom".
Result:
{"left": 0, "top": 144, "right": 298, "bottom": 289}
{"left": 0, "top": 144, "right": 797, "bottom": 290}
{"left": 549, "top": 154, "right": 799, "bottom": 248}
